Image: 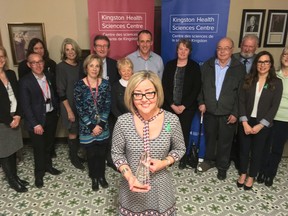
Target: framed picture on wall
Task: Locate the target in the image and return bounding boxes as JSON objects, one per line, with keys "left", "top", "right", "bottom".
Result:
{"left": 264, "top": 10, "right": 288, "bottom": 47}
{"left": 7, "top": 23, "right": 46, "bottom": 65}
{"left": 238, "top": 9, "right": 266, "bottom": 47}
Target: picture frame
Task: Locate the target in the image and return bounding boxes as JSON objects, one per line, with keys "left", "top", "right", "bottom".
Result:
{"left": 264, "top": 10, "right": 288, "bottom": 47}
{"left": 7, "top": 23, "right": 46, "bottom": 65}
{"left": 238, "top": 10, "right": 266, "bottom": 47}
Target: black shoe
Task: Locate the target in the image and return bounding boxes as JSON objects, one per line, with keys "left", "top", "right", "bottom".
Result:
{"left": 236, "top": 181, "right": 244, "bottom": 188}
{"left": 91, "top": 178, "right": 99, "bottom": 191}
{"left": 46, "top": 167, "right": 61, "bottom": 175}
{"left": 9, "top": 179, "right": 28, "bottom": 192}
{"left": 16, "top": 176, "right": 29, "bottom": 187}
{"left": 257, "top": 173, "right": 265, "bottom": 184}
{"left": 244, "top": 184, "right": 253, "bottom": 190}
{"left": 35, "top": 177, "right": 44, "bottom": 188}
{"left": 217, "top": 170, "right": 227, "bottom": 180}
{"left": 265, "top": 176, "right": 274, "bottom": 187}
{"left": 50, "top": 150, "right": 57, "bottom": 158}
{"left": 98, "top": 177, "right": 109, "bottom": 188}
{"left": 178, "top": 161, "right": 186, "bottom": 170}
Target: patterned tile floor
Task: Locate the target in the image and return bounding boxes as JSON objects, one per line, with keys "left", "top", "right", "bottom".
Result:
{"left": 0, "top": 144, "right": 288, "bottom": 216}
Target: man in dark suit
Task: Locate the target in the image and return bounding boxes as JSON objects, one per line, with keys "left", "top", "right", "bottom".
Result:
{"left": 246, "top": 16, "right": 259, "bottom": 32}
{"left": 19, "top": 53, "right": 61, "bottom": 188}
{"left": 93, "top": 35, "right": 120, "bottom": 171}
{"left": 197, "top": 37, "right": 246, "bottom": 180}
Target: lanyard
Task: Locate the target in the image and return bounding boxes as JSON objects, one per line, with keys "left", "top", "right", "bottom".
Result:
{"left": 86, "top": 77, "right": 98, "bottom": 108}
{"left": 39, "top": 79, "right": 50, "bottom": 101}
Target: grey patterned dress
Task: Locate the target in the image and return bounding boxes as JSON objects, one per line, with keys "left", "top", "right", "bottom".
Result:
{"left": 112, "top": 111, "right": 185, "bottom": 216}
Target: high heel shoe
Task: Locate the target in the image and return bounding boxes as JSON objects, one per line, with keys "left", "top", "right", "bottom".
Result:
{"left": 236, "top": 181, "right": 244, "bottom": 188}
{"left": 244, "top": 177, "right": 254, "bottom": 191}
{"left": 244, "top": 184, "right": 253, "bottom": 190}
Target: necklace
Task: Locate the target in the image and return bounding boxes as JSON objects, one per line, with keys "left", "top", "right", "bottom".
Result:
{"left": 135, "top": 108, "right": 163, "bottom": 154}
{"left": 86, "top": 77, "right": 99, "bottom": 121}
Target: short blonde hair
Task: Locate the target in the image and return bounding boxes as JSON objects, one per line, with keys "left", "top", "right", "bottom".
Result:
{"left": 60, "top": 38, "right": 82, "bottom": 61}
{"left": 124, "top": 71, "right": 164, "bottom": 114}
{"left": 0, "top": 46, "right": 9, "bottom": 70}
{"left": 117, "top": 57, "right": 134, "bottom": 71}
{"left": 83, "top": 54, "right": 103, "bottom": 78}
{"left": 280, "top": 46, "right": 288, "bottom": 69}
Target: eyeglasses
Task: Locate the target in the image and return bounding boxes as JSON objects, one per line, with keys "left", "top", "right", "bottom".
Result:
{"left": 132, "top": 91, "right": 156, "bottom": 100}
{"left": 283, "top": 53, "right": 288, "bottom": 57}
{"left": 29, "top": 60, "right": 44, "bottom": 66}
{"left": 257, "top": 60, "right": 270, "bottom": 65}
{"left": 95, "top": 44, "right": 109, "bottom": 49}
{"left": 216, "top": 47, "right": 232, "bottom": 52}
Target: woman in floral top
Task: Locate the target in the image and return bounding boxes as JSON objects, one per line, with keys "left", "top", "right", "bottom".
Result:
{"left": 74, "top": 54, "right": 111, "bottom": 191}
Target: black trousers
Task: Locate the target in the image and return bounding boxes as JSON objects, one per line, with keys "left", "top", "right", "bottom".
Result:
{"left": 204, "top": 113, "right": 236, "bottom": 171}
{"left": 239, "top": 118, "right": 271, "bottom": 177}
{"left": 178, "top": 109, "right": 195, "bottom": 148}
{"left": 85, "top": 139, "right": 108, "bottom": 179}
{"left": 29, "top": 111, "right": 58, "bottom": 178}
{"left": 260, "top": 120, "right": 288, "bottom": 178}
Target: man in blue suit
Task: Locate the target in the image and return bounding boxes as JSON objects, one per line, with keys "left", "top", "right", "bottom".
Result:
{"left": 19, "top": 53, "right": 61, "bottom": 188}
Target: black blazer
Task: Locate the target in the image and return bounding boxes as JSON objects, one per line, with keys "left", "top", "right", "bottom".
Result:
{"left": 162, "top": 59, "right": 201, "bottom": 111}
{"left": 19, "top": 72, "right": 59, "bottom": 131}
{"left": 0, "top": 70, "right": 21, "bottom": 125}
{"left": 106, "top": 57, "right": 120, "bottom": 85}
{"left": 239, "top": 78, "right": 283, "bottom": 127}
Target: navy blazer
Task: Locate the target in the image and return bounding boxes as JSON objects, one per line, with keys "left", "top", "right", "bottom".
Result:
{"left": 0, "top": 70, "right": 21, "bottom": 125}
{"left": 19, "top": 72, "right": 59, "bottom": 131}
{"left": 162, "top": 59, "right": 202, "bottom": 111}
{"left": 239, "top": 78, "right": 283, "bottom": 127}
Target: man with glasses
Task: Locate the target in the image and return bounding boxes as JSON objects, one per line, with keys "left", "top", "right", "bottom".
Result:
{"left": 127, "top": 30, "right": 164, "bottom": 79}
{"left": 197, "top": 37, "right": 246, "bottom": 180}
{"left": 234, "top": 34, "right": 259, "bottom": 73}
{"left": 19, "top": 53, "right": 61, "bottom": 188}
{"left": 93, "top": 35, "right": 120, "bottom": 85}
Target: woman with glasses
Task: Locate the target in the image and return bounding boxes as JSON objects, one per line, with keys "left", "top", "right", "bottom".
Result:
{"left": 257, "top": 47, "right": 288, "bottom": 187}
{"left": 237, "top": 51, "right": 283, "bottom": 190}
{"left": 56, "top": 38, "right": 85, "bottom": 170}
{"left": 0, "top": 46, "right": 28, "bottom": 192}
{"left": 74, "top": 54, "right": 111, "bottom": 191}
{"left": 111, "top": 71, "right": 185, "bottom": 215}
{"left": 162, "top": 38, "right": 201, "bottom": 169}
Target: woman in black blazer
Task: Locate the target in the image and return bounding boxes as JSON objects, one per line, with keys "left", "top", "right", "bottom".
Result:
{"left": 0, "top": 46, "right": 28, "bottom": 192}
{"left": 237, "top": 51, "right": 283, "bottom": 190}
{"left": 162, "top": 39, "right": 202, "bottom": 169}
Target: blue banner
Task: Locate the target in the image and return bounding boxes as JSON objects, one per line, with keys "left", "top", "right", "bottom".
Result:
{"left": 161, "top": 0, "right": 231, "bottom": 65}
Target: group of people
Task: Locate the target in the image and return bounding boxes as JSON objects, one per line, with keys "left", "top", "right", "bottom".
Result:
{"left": 0, "top": 28, "right": 287, "bottom": 216}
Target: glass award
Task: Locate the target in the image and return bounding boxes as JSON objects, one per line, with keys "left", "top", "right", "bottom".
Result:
{"left": 135, "top": 151, "right": 150, "bottom": 185}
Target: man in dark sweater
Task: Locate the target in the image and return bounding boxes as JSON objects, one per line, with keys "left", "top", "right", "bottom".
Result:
{"left": 197, "top": 37, "right": 246, "bottom": 180}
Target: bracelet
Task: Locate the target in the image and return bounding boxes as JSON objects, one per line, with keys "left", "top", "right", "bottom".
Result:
{"left": 121, "top": 167, "right": 129, "bottom": 176}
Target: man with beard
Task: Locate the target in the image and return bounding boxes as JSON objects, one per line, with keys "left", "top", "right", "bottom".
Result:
{"left": 233, "top": 34, "right": 259, "bottom": 73}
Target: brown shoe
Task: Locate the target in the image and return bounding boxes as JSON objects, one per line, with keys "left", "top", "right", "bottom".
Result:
{"left": 197, "top": 161, "right": 215, "bottom": 172}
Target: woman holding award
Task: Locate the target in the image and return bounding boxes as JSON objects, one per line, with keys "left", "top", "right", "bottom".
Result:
{"left": 74, "top": 54, "right": 111, "bottom": 191}
{"left": 112, "top": 71, "right": 185, "bottom": 215}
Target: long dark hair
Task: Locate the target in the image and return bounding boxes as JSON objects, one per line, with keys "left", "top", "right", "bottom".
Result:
{"left": 26, "top": 38, "right": 50, "bottom": 59}
{"left": 243, "top": 51, "right": 277, "bottom": 90}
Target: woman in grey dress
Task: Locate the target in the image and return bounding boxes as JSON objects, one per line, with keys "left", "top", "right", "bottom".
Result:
{"left": 0, "top": 46, "right": 28, "bottom": 192}
{"left": 112, "top": 71, "right": 185, "bottom": 215}
{"left": 56, "top": 38, "right": 84, "bottom": 169}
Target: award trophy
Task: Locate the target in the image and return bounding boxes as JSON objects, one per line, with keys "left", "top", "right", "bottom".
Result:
{"left": 135, "top": 151, "right": 150, "bottom": 185}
